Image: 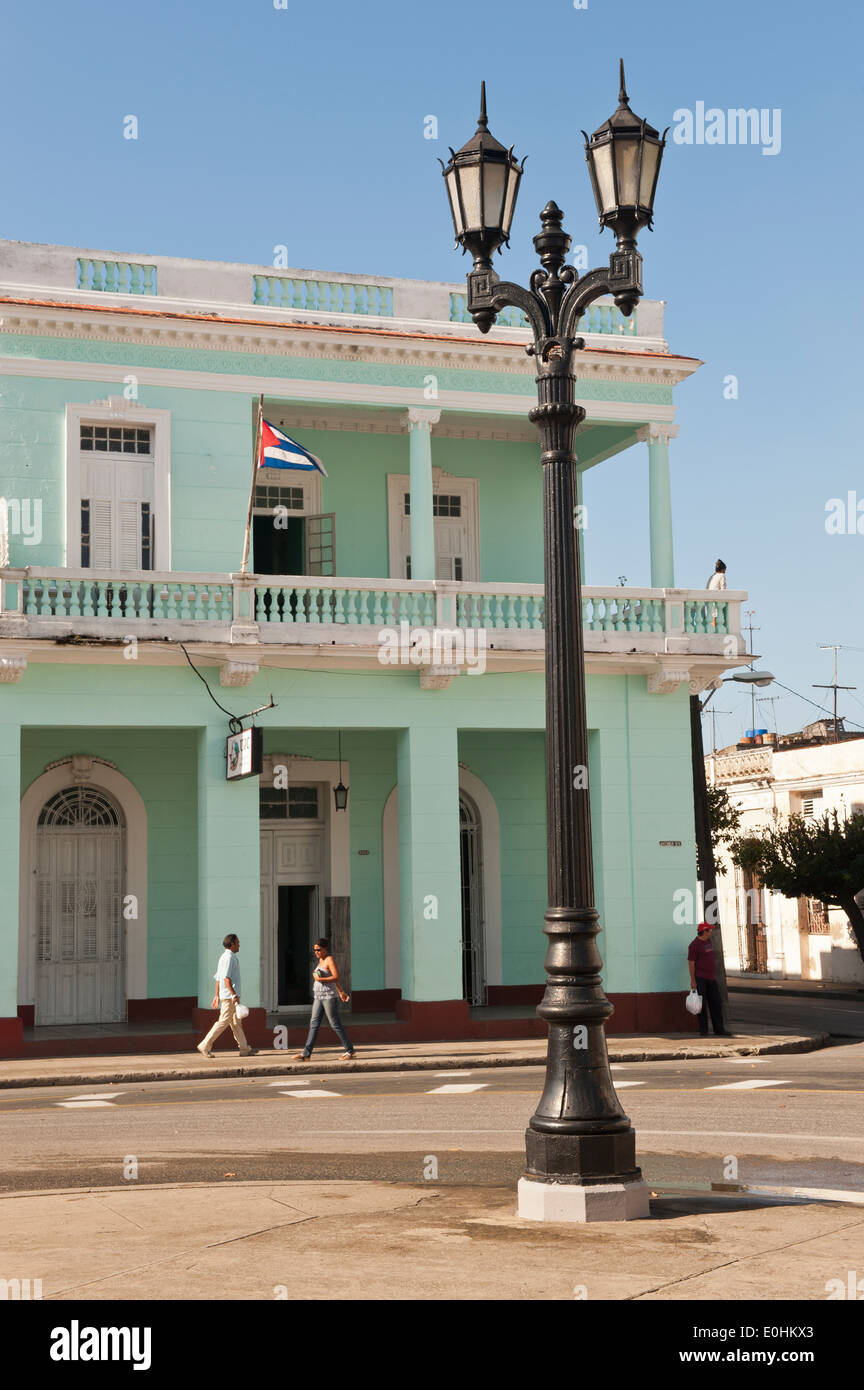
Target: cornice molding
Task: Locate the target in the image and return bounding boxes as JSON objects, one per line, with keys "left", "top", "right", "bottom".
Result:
{"left": 0, "top": 305, "right": 699, "bottom": 386}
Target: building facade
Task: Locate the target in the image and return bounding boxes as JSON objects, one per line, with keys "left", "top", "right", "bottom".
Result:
{"left": 0, "top": 240, "right": 747, "bottom": 1056}
{"left": 709, "top": 725, "right": 864, "bottom": 985}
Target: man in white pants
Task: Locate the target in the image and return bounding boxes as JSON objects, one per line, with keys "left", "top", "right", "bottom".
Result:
{"left": 197, "top": 934, "right": 257, "bottom": 1057}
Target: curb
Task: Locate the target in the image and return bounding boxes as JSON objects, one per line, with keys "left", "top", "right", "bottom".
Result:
{"left": 0, "top": 1032, "right": 829, "bottom": 1090}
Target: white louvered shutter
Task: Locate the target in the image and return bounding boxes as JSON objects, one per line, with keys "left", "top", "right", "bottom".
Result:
{"left": 89, "top": 499, "right": 113, "bottom": 568}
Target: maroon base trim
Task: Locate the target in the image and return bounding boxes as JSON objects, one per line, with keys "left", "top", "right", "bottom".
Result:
{"left": 395, "top": 999, "right": 472, "bottom": 1038}
{"left": 0, "top": 1017, "right": 24, "bottom": 1055}
{"left": 17, "top": 1005, "right": 35, "bottom": 1027}
{"left": 128, "top": 997, "right": 196, "bottom": 1024}
{"left": 350, "top": 989, "right": 401, "bottom": 1013}
{"left": 3, "top": 991, "right": 697, "bottom": 1059}
{"left": 607, "top": 992, "right": 698, "bottom": 1034}
{"left": 487, "top": 985, "right": 544, "bottom": 1007}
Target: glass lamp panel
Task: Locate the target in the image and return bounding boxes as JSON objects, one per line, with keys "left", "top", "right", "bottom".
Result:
{"left": 445, "top": 168, "right": 464, "bottom": 236}
{"left": 614, "top": 138, "right": 640, "bottom": 207}
{"left": 638, "top": 141, "right": 661, "bottom": 210}
{"left": 481, "top": 160, "right": 506, "bottom": 231}
{"left": 592, "top": 142, "right": 616, "bottom": 215}
{"left": 501, "top": 163, "right": 521, "bottom": 237}
{"left": 458, "top": 161, "right": 483, "bottom": 231}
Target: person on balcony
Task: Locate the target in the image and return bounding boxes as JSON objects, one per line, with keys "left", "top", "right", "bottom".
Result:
{"left": 704, "top": 558, "right": 727, "bottom": 631}
{"left": 706, "top": 559, "right": 727, "bottom": 590}
{"left": 293, "top": 938, "right": 355, "bottom": 1062}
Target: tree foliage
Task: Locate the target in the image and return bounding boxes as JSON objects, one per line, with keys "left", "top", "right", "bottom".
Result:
{"left": 706, "top": 784, "right": 742, "bottom": 875}
{"left": 732, "top": 810, "right": 864, "bottom": 962}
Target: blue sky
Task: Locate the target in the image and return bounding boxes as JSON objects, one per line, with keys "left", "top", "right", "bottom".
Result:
{"left": 2, "top": 0, "right": 862, "bottom": 748}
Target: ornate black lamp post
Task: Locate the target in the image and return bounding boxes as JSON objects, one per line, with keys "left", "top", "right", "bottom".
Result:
{"left": 442, "top": 66, "right": 666, "bottom": 1222}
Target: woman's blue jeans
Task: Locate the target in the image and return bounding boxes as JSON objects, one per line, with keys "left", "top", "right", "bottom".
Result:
{"left": 302, "top": 995, "right": 353, "bottom": 1056}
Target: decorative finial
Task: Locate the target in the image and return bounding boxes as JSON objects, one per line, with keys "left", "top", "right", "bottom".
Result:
{"left": 478, "top": 81, "right": 488, "bottom": 129}
{"left": 619, "top": 59, "right": 629, "bottom": 106}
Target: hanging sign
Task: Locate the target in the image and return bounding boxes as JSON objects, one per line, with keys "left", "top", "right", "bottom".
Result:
{"left": 226, "top": 726, "right": 263, "bottom": 781}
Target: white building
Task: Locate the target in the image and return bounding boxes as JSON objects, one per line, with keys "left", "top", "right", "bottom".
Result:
{"left": 709, "top": 721, "right": 864, "bottom": 985}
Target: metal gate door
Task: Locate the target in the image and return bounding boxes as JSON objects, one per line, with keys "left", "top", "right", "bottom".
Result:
{"left": 35, "top": 786, "right": 125, "bottom": 1024}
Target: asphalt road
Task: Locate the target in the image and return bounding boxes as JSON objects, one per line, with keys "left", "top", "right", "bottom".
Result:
{"left": 728, "top": 991, "right": 864, "bottom": 1039}
{"left": 2, "top": 1042, "right": 862, "bottom": 1199}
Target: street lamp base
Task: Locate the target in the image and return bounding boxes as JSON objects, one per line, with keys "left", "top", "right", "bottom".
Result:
{"left": 517, "top": 1175, "right": 651, "bottom": 1224}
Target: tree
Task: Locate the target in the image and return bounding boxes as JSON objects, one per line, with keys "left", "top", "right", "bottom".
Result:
{"left": 706, "top": 784, "right": 742, "bottom": 876}
{"left": 732, "top": 810, "right": 864, "bottom": 964}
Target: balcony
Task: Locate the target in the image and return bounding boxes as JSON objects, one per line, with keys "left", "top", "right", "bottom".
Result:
{"left": 0, "top": 568, "right": 745, "bottom": 688}
{"left": 0, "top": 241, "right": 669, "bottom": 352}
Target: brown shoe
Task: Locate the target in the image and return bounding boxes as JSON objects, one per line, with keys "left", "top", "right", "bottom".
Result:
{"left": 292, "top": 1052, "right": 310, "bottom": 1061}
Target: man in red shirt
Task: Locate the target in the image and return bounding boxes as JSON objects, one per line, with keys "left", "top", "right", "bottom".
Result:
{"left": 688, "top": 922, "right": 732, "bottom": 1036}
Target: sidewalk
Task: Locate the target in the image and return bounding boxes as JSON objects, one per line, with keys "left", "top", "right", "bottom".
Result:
{"left": 2, "top": 1176, "right": 861, "bottom": 1300}
{"left": 0, "top": 1027, "right": 829, "bottom": 1090}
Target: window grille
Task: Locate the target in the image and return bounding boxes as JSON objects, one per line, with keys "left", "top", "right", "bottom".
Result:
{"left": 253, "top": 484, "right": 305, "bottom": 511}
{"left": 80, "top": 425, "right": 152, "bottom": 455}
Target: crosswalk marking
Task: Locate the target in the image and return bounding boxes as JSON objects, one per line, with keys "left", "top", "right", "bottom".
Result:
{"left": 610, "top": 1080, "right": 645, "bottom": 1088}
{"left": 706, "top": 1079, "right": 788, "bottom": 1091}
{"left": 56, "top": 1097, "right": 123, "bottom": 1108}
{"left": 427, "top": 1083, "right": 489, "bottom": 1094}
{"left": 279, "top": 1089, "right": 341, "bottom": 1098}
{"left": 434, "top": 1071, "right": 472, "bottom": 1077}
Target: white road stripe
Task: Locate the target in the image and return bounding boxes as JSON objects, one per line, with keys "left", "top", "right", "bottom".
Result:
{"left": 56, "top": 1099, "right": 118, "bottom": 1108}
{"left": 433, "top": 1071, "right": 473, "bottom": 1077}
{"left": 611, "top": 1080, "right": 645, "bottom": 1088}
{"left": 705, "top": 1079, "right": 789, "bottom": 1091}
{"left": 269, "top": 1079, "right": 307, "bottom": 1085}
{"left": 279, "top": 1089, "right": 341, "bottom": 1098}
{"left": 427, "top": 1083, "right": 489, "bottom": 1094}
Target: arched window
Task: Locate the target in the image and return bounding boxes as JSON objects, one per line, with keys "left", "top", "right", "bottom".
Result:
{"left": 38, "top": 786, "right": 124, "bottom": 829}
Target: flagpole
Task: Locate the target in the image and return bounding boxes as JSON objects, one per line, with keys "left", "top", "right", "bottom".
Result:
{"left": 240, "top": 394, "right": 264, "bottom": 575}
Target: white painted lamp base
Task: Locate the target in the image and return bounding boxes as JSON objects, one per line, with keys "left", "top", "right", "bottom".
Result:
{"left": 517, "top": 1176, "right": 652, "bottom": 1223}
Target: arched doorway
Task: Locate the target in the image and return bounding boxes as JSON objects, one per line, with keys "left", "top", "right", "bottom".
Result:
{"left": 35, "top": 785, "right": 126, "bottom": 1024}
{"left": 459, "top": 792, "right": 486, "bottom": 1004}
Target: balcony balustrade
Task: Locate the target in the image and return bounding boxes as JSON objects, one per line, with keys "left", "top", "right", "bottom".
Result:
{"left": 0, "top": 568, "right": 742, "bottom": 658}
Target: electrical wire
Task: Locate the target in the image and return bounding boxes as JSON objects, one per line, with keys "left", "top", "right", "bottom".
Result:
{"left": 177, "top": 642, "right": 242, "bottom": 722}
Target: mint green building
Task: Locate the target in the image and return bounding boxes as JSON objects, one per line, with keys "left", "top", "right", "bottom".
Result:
{"left": 0, "top": 241, "right": 746, "bottom": 1055}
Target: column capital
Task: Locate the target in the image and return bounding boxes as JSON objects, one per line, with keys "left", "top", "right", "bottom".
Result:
{"left": 404, "top": 407, "right": 441, "bottom": 432}
{"left": 636, "top": 422, "right": 679, "bottom": 446}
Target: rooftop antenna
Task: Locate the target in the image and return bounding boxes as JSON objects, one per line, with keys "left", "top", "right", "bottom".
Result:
{"left": 701, "top": 704, "right": 732, "bottom": 754}
{"left": 814, "top": 644, "right": 856, "bottom": 743}
{"left": 756, "top": 695, "right": 782, "bottom": 737}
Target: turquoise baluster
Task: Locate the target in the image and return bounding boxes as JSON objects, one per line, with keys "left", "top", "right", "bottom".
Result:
{"left": 371, "top": 590, "right": 384, "bottom": 626}
{"left": 481, "top": 594, "right": 493, "bottom": 629}
{"left": 383, "top": 591, "right": 396, "bottom": 626}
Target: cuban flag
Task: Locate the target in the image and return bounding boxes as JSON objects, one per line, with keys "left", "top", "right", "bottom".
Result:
{"left": 258, "top": 418, "right": 327, "bottom": 476}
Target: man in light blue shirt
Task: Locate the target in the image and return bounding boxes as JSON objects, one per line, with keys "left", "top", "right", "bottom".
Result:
{"left": 197, "top": 934, "right": 257, "bottom": 1057}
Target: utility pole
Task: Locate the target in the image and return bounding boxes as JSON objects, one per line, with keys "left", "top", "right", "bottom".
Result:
{"left": 814, "top": 645, "right": 856, "bottom": 743}
{"left": 744, "top": 609, "right": 761, "bottom": 734}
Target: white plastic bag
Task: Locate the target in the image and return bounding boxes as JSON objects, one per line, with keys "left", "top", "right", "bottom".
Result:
{"left": 235, "top": 1003, "right": 250, "bottom": 1020}
{"left": 685, "top": 989, "right": 703, "bottom": 1016}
